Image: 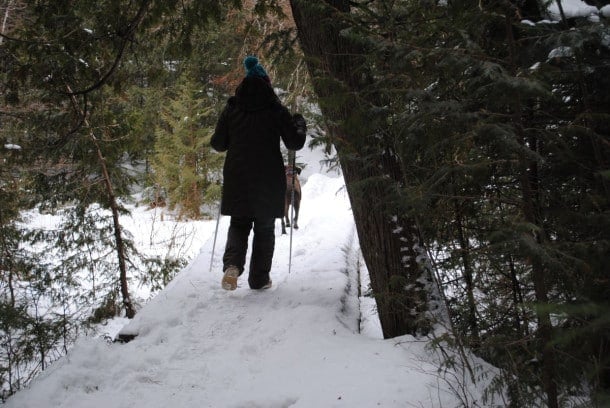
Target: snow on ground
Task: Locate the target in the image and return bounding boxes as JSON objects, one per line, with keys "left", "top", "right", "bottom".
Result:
{"left": 5, "top": 138, "right": 493, "bottom": 408}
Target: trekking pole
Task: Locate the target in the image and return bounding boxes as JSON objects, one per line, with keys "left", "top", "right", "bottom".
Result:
{"left": 288, "top": 150, "right": 296, "bottom": 274}
{"left": 209, "top": 201, "right": 222, "bottom": 273}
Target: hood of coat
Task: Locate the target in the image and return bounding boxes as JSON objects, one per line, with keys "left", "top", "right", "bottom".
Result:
{"left": 234, "top": 76, "right": 279, "bottom": 112}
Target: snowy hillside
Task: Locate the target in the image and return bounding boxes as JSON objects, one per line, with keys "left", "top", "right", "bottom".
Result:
{"left": 5, "top": 139, "right": 493, "bottom": 408}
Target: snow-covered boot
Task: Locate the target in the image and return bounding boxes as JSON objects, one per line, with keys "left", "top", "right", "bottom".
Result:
{"left": 221, "top": 266, "right": 240, "bottom": 290}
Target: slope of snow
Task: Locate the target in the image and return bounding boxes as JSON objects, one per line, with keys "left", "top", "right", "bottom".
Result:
{"left": 5, "top": 140, "right": 492, "bottom": 408}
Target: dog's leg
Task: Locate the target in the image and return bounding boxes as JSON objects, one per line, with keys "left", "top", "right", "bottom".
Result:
{"left": 294, "top": 193, "right": 300, "bottom": 229}
{"left": 285, "top": 190, "right": 292, "bottom": 228}
{"left": 281, "top": 196, "right": 288, "bottom": 235}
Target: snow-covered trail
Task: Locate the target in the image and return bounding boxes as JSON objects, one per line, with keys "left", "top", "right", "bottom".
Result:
{"left": 5, "top": 173, "right": 464, "bottom": 408}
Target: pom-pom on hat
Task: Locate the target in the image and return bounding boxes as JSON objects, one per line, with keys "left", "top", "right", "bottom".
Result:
{"left": 243, "top": 55, "right": 270, "bottom": 83}
{"left": 244, "top": 55, "right": 259, "bottom": 71}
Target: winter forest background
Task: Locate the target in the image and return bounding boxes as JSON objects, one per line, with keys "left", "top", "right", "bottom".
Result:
{"left": 1, "top": 0, "right": 609, "bottom": 407}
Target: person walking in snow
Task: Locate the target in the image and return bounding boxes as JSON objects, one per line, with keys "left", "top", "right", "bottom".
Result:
{"left": 211, "top": 56, "right": 306, "bottom": 290}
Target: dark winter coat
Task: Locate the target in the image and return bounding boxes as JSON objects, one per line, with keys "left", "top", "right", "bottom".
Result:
{"left": 211, "top": 76, "right": 306, "bottom": 218}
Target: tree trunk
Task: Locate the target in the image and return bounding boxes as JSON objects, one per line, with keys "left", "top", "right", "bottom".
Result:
{"left": 101, "top": 154, "right": 136, "bottom": 319}
{"left": 67, "top": 88, "right": 136, "bottom": 319}
{"left": 1, "top": 0, "right": 16, "bottom": 46}
{"left": 289, "top": 0, "right": 434, "bottom": 338}
{"left": 505, "top": 17, "right": 558, "bottom": 408}
{"left": 508, "top": 255, "right": 527, "bottom": 336}
{"left": 453, "top": 199, "right": 479, "bottom": 343}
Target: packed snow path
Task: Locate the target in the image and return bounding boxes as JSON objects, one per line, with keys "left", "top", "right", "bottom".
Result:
{"left": 6, "top": 174, "right": 470, "bottom": 408}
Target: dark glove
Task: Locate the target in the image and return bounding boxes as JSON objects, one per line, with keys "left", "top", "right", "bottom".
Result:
{"left": 293, "top": 113, "right": 307, "bottom": 137}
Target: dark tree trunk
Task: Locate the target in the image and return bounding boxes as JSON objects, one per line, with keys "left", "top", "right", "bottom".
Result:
{"left": 67, "top": 89, "right": 136, "bottom": 319}
{"left": 508, "top": 255, "right": 527, "bottom": 336}
{"left": 289, "top": 0, "right": 434, "bottom": 338}
{"left": 505, "top": 17, "right": 559, "bottom": 408}
{"left": 453, "top": 200, "right": 479, "bottom": 342}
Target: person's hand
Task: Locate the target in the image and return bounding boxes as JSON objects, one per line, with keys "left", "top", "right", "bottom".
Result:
{"left": 293, "top": 113, "right": 306, "bottom": 136}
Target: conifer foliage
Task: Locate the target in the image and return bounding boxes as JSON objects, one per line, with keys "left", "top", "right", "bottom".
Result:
{"left": 0, "top": 0, "right": 240, "bottom": 399}
{"left": 288, "top": 0, "right": 609, "bottom": 405}
{"left": 153, "top": 76, "right": 222, "bottom": 220}
{"left": 1, "top": 0, "right": 608, "bottom": 405}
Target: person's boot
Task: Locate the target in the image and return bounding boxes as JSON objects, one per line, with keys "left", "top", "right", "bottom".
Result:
{"left": 221, "top": 265, "right": 240, "bottom": 290}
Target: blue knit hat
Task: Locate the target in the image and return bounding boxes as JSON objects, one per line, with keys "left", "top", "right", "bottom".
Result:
{"left": 244, "top": 56, "right": 270, "bottom": 82}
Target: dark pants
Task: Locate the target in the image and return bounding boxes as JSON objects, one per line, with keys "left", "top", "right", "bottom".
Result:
{"left": 222, "top": 216, "right": 275, "bottom": 289}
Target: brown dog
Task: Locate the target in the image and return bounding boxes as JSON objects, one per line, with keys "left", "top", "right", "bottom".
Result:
{"left": 281, "top": 165, "right": 301, "bottom": 235}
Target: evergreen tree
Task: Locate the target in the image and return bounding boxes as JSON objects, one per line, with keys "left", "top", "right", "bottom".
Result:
{"left": 287, "top": 0, "right": 609, "bottom": 404}
{"left": 289, "top": 0, "right": 438, "bottom": 339}
{"left": 153, "top": 75, "right": 222, "bottom": 220}
{"left": 364, "top": 1, "right": 609, "bottom": 406}
{"left": 0, "top": 0, "right": 245, "bottom": 397}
